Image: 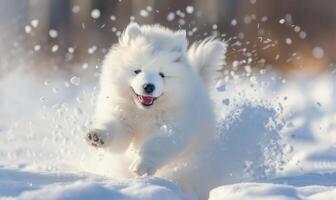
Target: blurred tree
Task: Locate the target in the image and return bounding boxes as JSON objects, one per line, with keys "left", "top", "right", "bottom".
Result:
{"left": 1, "top": 0, "right": 335, "bottom": 74}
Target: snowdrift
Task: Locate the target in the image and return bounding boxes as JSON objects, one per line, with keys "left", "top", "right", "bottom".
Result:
{"left": 1, "top": 67, "right": 336, "bottom": 199}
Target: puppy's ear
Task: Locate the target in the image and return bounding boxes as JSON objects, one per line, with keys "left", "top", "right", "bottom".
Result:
{"left": 122, "top": 22, "right": 142, "bottom": 43}
{"left": 173, "top": 30, "right": 188, "bottom": 52}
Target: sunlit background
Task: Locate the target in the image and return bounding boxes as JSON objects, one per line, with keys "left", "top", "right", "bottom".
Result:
{"left": 1, "top": 1, "right": 336, "bottom": 199}
{"left": 1, "top": 0, "right": 336, "bottom": 76}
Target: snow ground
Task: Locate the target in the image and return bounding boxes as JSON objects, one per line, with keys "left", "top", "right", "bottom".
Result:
{"left": 0, "top": 67, "right": 336, "bottom": 200}
{"left": 0, "top": 169, "right": 185, "bottom": 200}
{"left": 209, "top": 182, "right": 336, "bottom": 200}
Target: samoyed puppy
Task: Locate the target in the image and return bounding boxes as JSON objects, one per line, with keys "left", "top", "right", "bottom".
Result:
{"left": 86, "top": 22, "right": 226, "bottom": 176}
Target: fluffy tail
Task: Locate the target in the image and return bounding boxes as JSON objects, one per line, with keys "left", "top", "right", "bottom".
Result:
{"left": 188, "top": 38, "right": 227, "bottom": 86}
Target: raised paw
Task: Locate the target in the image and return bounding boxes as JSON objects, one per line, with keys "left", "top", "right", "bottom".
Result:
{"left": 129, "top": 157, "right": 157, "bottom": 176}
{"left": 86, "top": 130, "right": 105, "bottom": 148}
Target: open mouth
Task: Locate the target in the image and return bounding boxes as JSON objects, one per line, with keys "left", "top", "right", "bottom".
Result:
{"left": 131, "top": 89, "right": 158, "bottom": 107}
{"left": 136, "top": 95, "right": 157, "bottom": 107}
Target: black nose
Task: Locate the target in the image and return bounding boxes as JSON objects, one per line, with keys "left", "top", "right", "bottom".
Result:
{"left": 143, "top": 83, "right": 155, "bottom": 94}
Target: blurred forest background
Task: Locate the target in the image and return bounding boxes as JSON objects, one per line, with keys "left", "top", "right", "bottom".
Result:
{"left": 0, "top": 0, "right": 335, "bottom": 75}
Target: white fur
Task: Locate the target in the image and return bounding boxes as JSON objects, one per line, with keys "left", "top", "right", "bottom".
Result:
{"left": 188, "top": 38, "right": 227, "bottom": 86}
{"left": 88, "top": 23, "right": 227, "bottom": 176}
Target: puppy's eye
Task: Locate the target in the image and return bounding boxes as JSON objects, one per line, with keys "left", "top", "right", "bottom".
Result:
{"left": 134, "top": 69, "right": 141, "bottom": 74}
{"left": 159, "top": 72, "right": 165, "bottom": 78}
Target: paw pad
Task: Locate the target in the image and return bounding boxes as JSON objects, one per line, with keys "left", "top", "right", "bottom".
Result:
{"left": 86, "top": 131, "right": 104, "bottom": 147}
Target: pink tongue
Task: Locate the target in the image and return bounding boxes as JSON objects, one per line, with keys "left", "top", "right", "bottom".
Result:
{"left": 140, "top": 96, "right": 154, "bottom": 105}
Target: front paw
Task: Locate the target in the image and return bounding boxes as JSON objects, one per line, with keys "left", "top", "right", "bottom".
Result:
{"left": 86, "top": 130, "right": 105, "bottom": 148}
{"left": 130, "top": 157, "right": 157, "bottom": 176}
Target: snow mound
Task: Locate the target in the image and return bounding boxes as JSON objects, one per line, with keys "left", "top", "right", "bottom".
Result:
{"left": 209, "top": 182, "right": 336, "bottom": 200}
{"left": 1, "top": 169, "right": 185, "bottom": 200}
{"left": 163, "top": 103, "right": 284, "bottom": 199}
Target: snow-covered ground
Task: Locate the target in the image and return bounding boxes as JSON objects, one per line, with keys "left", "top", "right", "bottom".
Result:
{"left": 0, "top": 66, "right": 336, "bottom": 200}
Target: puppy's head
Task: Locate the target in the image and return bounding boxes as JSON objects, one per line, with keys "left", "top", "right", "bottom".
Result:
{"left": 102, "top": 23, "right": 190, "bottom": 110}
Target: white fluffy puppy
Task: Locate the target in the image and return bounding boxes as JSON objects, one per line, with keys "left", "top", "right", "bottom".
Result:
{"left": 86, "top": 23, "right": 226, "bottom": 176}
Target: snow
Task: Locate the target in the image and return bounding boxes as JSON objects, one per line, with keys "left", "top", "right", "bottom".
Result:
{"left": 167, "top": 12, "right": 175, "bottom": 21}
{"left": 68, "top": 47, "right": 75, "bottom": 54}
{"left": 24, "top": 26, "right": 32, "bottom": 34}
{"left": 231, "top": 19, "right": 237, "bottom": 26}
{"left": 285, "top": 38, "right": 292, "bottom": 45}
{"left": 51, "top": 45, "right": 59, "bottom": 53}
{"left": 34, "top": 45, "right": 41, "bottom": 52}
{"left": 139, "top": 10, "right": 149, "bottom": 18}
{"left": 70, "top": 76, "right": 81, "bottom": 86}
{"left": 299, "top": 31, "right": 307, "bottom": 39}
{"left": 185, "top": 6, "right": 194, "bottom": 14}
{"left": 215, "top": 81, "right": 226, "bottom": 92}
{"left": 88, "top": 46, "right": 97, "bottom": 54}
{"left": 222, "top": 99, "right": 230, "bottom": 106}
{"left": 49, "top": 30, "right": 58, "bottom": 38}
{"left": 312, "top": 47, "right": 324, "bottom": 59}
{"left": 209, "top": 183, "right": 336, "bottom": 200}
{"left": 0, "top": 169, "right": 184, "bottom": 200}
{"left": 110, "top": 15, "right": 116, "bottom": 21}
{"left": 250, "top": 0, "right": 257, "bottom": 5}
{"left": 72, "top": 5, "right": 80, "bottom": 14}
{"left": 146, "top": 6, "right": 153, "bottom": 12}
{"left": 30, "top": 20, "right": 39, "bottom": 28}
{"left": 90, "top": 9, "right": 101, "bottom": 19}
{"left": 1, "top": 65, "right": 336, "bottom": 199}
